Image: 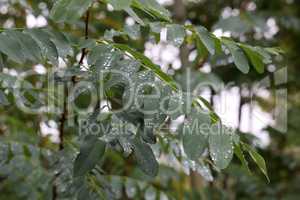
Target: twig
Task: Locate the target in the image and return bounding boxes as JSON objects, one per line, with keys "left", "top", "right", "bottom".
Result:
{"left": 58, "top": 86, "right": 68, "bottom": 150}
{"left": 78, "top": 10, "right": 90, "bottom": 65}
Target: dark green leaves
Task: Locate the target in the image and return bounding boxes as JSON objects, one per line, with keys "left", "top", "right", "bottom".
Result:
{"left": 0, "top": 29, "right": 72, "bottom": 65}
{"left": 234, "top": 143, "right": 251, "bottom": 174}
{"left": 50, "top": 0, "right": 94, "bottom": 23}
{"left": 132, "top": 0, "right": 171, "bottom": 22}
{"left": 131, "top": 138, "right": 159, "bottom": 177}
{"left": 209, "top": 125, "right": 234, "bottom": 169}
{"left": 222, "top": 38, "right": 250, "bottom": 74}
{"left": 104, "top": 0, "right": 171, "bottom": 25}
{"left": 88, "top": 44, "right": 122, "bottom": 70}
{"left": 196, "top": 26, "right": 216, "bottom": 55}
{"left": 6, "top": 30, "right": 42, "bottom": 62}
{"left": 74, "top": 136, "right": 106, "bottom": 177}
{"left": 242, "top": 142, "right": 269, "bottom": 182}
{"left": 25, "top": 29, "right": 59, "bottom": 65}
{"left": 0, "top": 33, "right": 26, "bottom": 64}
{"left": 239, "top": 44, "right": 265, "bottom": 73}
{"left": 45, "top": 29, "right": 73, "bottom": 58}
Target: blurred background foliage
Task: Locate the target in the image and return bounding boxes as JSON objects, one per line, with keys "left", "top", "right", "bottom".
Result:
{"left": 0, "top": 0, "right": 299, "bottom": 199}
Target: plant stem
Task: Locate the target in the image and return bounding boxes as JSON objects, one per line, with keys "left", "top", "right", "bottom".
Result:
{"left": 79, "top": 10, "right": 90, "bottom": 65}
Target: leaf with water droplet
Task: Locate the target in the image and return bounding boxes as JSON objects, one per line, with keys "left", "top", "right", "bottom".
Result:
{"left": 125, "top": 178, "right": 137, "bottom": 198}
{"left": 131, "top": 138, "right": 159, "bottom": 177}
{"left": 167, "top": 24, "right": 186, "bottom": 47}
{"left": 112, "top": 43, "right": 177, "bottom": 90}
{"left": 222, "top": 38, "right": 250, "bottom": 74}
{"left": 209, "top": 124, "right": 234, "bottom": 169}
{"left": 167, "top": 92, "right": 193, "bottom": 120}
{"left": 196, "top": 161, "right": 214, "bottom": 182}
{"left": 88, "top": 44, "right": 122, "bottom": 70}
{"left": 182, "top": 111, "right": 211, "bottom": 160}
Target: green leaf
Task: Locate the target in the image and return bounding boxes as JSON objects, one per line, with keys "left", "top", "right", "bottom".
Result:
{"left": 265, "top": 47, "right": 284, "bottom": 56}
{"left": 6, "top": 30, "right": 42, "bottom": 62}
{"left": 239, "top": 44, "right": 264, "bottom": 73}
{"left": 222, "top": 38, "right": 250, "bottom": 74}
{"left": 78, "top": 38, "right": 97, "bottom": 49}
{"left": 132, "top": 0, "right": 171, "bottom": 22}
{"left": 196, "top": 26, "right": 215, "bottom": 55}
{"left": 167, "top": 93, "right": 193, "bottom": 120}
{"left": 166, "top": 24, "right": 186, "bottom": 47}
{"left": 88, "top": 44, "right": 122, "bottom": 70}
{"left": 74, "top": 136, "right": 106, "bottom": 177}
{"left": 140, "top": 122, "right": 156, "bottom": 144}
{"left": 195, "top": 36, "right": 209, "bottom": 60}
{"left": 255, "top": 47, "right": 272, "bottom": 64}
{"left": 45, "top": 29, "right": 73, "bottom": 57}
{"left": 242, "top": 142, "right": 269, "bottom": 182}
{"left": 131, "top": 138, "right": 159, "bottom": 177}
{"left": 0, "top": 33, "right": 26, "bottom": 63}
{"left": 111, "top": 43, "right": 177, "bottom": 90}
{"left": 209, "top": 125, "right": 234, "bottom": 169}
{"left": 25, "top": 29, "right": 59, "bottom": 65}
{"left": 50, "top": 0, "right": 94, "bottom": 23}
{"left": 234, "top": 143, "right": 251, "bottom": 174}
{"left": 182, "top": 111, "right": 211, "bottom": 160}
{"left": 213, "top": 36, "right": 222, "bottom": 55}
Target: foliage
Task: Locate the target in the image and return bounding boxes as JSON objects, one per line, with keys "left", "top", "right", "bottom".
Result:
{"left": 0, "top": 0, "right": 297, "bottom": 199}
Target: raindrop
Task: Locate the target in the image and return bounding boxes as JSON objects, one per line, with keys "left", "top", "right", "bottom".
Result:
{"left": 145, "top": 186, "right": 157, "bottom": 200}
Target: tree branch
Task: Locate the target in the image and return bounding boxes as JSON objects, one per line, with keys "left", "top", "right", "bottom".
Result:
{"left": 79, "top": 10, "right": 90, "bottom": 65}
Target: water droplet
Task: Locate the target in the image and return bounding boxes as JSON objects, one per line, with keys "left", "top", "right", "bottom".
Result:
{"left": 125, "top": 179, "right": 137, "bottom": 198}
{"left": 145, "top": 186, "right": 156, "bottom": 200}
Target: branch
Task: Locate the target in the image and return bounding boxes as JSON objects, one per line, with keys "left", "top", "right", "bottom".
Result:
{"left": 78, "top": 10, "right": 90, "bottom": 65}
{"left": 58, "top": 87, "right": 68, "bottom": 150}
